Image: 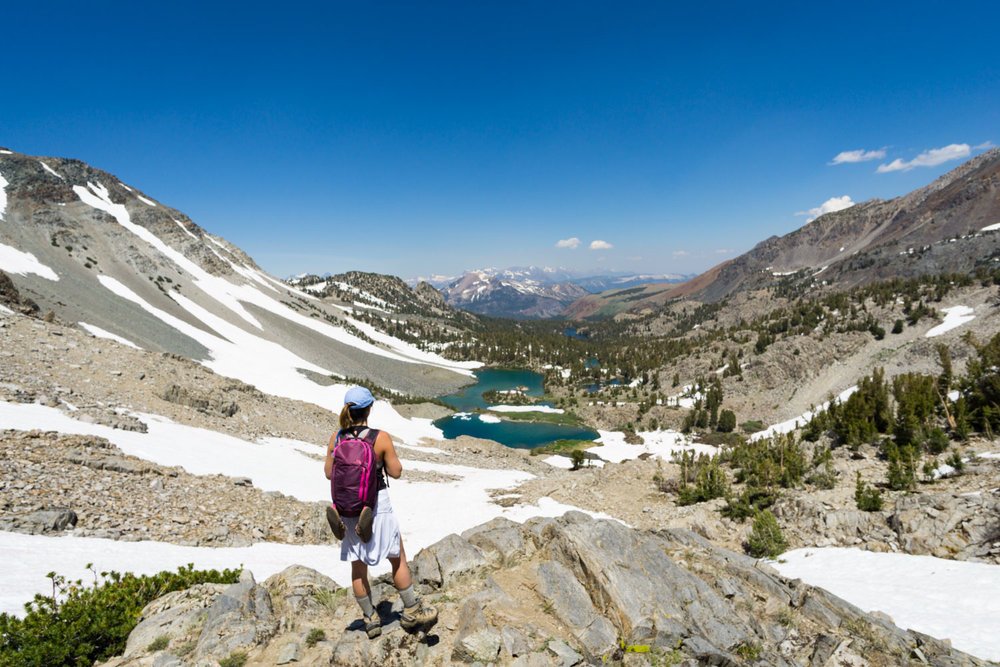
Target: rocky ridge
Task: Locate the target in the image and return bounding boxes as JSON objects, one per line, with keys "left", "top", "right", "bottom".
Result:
{"left": 98, "top": 513, "right": 987, "bottom": 666}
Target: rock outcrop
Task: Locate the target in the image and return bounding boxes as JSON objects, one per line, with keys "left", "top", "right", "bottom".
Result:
{"left": 890, "top": 490, "right": 1000, "bottom": 563}
{"left": 99, "top": 513, "right": 987, "bottom": 666}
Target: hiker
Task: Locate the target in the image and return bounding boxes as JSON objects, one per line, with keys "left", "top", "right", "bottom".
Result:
{"left": 324, "top": 385, "right": 438, "bottom": 638}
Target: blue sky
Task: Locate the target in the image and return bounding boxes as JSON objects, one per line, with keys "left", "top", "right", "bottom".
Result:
{"left": 2, "top": 1, "right": 997, "bottom": 279}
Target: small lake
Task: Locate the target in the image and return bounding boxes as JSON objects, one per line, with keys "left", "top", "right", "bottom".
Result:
{"left": 438, "top": 368, "right": 545, "bottom": 412}
{"left": 434, "top": 414, "right": 599, "bottom": 450}
{"left": 435, "top": 367, "right": 598, "bottom": 449}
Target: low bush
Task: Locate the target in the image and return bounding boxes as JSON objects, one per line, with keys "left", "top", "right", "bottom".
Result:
{"left": 746, "top": 510, "right": 788, "bottom": 559}
{"left": 854, "top": 473, "right": 883, "bottom": 512}
{"left": 0, "top": 564, "right": 240, "bottom": 667}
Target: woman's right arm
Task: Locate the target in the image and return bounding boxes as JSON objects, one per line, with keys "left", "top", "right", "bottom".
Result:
{"left": 323, "top": 433, "right": 337, "bottom": 480}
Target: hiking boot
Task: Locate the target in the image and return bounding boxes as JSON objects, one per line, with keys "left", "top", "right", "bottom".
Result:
{"left": 400, "top": 603, "right": 438, "bottom": 632}
{"left": 325, "top": 505, "right": 346, "bottom": 540}
{"left": 356, "top": 506, "right": 374, "bottom": 542}
{"left": 363, "top": 614, "right": 382, "bottom": 639}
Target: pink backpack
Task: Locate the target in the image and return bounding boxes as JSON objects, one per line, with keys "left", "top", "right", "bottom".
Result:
{"left": 330, "top": 428, "right": 379, "bottom": 517}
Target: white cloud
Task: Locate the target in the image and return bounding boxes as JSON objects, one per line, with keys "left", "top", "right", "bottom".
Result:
{"left": 672, "top": 250, "right": 690, "bottom": 257}
{"left": 975, "top": 141, "right": 995, "bottom": 150}
{"left": 796, "top": 195, "right": 855, "bottom": 222}
{"left": 555, "top": 237, "right": 581, "bottom": 249}
{"left": 714, "top": 248, "right": 734, "bottom": 255}
{"left": 830, "top": 148, "right": 886, "bottom": 165}
{"left": 876, "top": 143, "right": 970, "bottom": 173}
{"left": 589, "top": 240, "right": 613, "bottom": 250}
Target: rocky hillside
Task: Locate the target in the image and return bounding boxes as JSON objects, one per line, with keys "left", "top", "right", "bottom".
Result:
{"left": 565, "top": 149, "right": 1000, "bottom": 316}
{"left": 690, "top": 148, "right": 1000, "bottom": 303}
{"left": 0, "top": 148, "right": 476, "bottom": 398}
{"left": 98, "top": 513, "right": 987, "bottom": 667}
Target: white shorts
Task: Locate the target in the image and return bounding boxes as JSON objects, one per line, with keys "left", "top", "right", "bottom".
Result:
{"left": 340, "top": 488, "right": 401, "bottom": 566}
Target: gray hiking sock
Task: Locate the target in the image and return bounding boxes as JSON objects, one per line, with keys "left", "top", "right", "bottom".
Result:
{"left": 398, "top": 584, "right": 418, "bottom": 609}
{"left": 355, "top": 593, "right": 376, "bottom": 618}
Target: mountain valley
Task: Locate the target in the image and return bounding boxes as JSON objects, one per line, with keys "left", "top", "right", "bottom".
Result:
{"left": 3, "top": 146, "right": 1000, "bottom": 665}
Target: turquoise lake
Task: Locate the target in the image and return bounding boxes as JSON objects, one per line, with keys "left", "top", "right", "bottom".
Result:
{"left": 434, "top": 368, "right": 599, "bottom": 449}
{"left": 438, "top": 368, "right": 546, "bottom": 412}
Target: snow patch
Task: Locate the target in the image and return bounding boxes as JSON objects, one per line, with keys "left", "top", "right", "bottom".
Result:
{"left": 0, "top": 150, "right": 12, "bottom": 155}
{"left": 751, "top": 386, "right": 858, "bottom": 441}
{"left": 579, "top": 429, "right": 714, "bottom": 465}
{"left": 0, "top": 172, "right": 7, "bottom": 219}
{"left": 118, "top": 182, "right": 133, "bottom": 192}
{"left": 774, "top": 547, "right": 1000, "bottom": 661}
{"left": 0, "top": 304, "right": 13, "bottom": 315}
{"left": 925, "top": 305, "right": 975, "bottom": 338}
{"left": 38, "top": 161, "right": 64, "bottom": 179}
{"left": 981, "top": 222, "right": 1000, "bottom": 232}
{"left": 79, "top": 322, "right": 142, "bottom": 349}
{"left": 0, "top": 400, "right": 615, "bottom": 612}
{"left": 0, "top": 242, "right": 59, "bottom": 281}
{"left": 136, "top": 194, "right": 157, "bottom": 207}
{"left": 478, "top": 413, "right": 502, "bottom": 424}
{"left": 488, "top": 405, "right": 564, "bottom": 414}
{"left": 174, "top": 219, "right": 198, "bottom": 240}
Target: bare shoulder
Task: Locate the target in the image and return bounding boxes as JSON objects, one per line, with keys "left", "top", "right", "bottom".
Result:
{"left": 374, "top": 429, "right": 395, "bottom": 451}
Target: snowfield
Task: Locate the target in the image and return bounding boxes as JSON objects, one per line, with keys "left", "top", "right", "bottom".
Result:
{"left": 925, "top": 305, "right": 975, "bottom": 338}
{"left": 488, "top": 405, "right": 565, "bottom": 414}
{"left": 79, "top": 322, "right": 142, "bottom": 349}
{"left": 544, "top": 428, "right": 714, "bottom": 470}
{"left": 0, "top": 242, "right": 60, "bottom": 281}
{"left": 0, "top": 400, "right": 615, "bottom": 615}
{"left": 76, "top": 181, "right": 475, "bottom": 377}
{"left": 775, "top": 547, "right": 1000, "bottom": 661}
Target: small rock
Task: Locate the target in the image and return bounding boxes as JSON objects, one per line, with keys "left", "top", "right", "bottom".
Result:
{"left": 276, "top": 641, "right": 300, "bottom": 664}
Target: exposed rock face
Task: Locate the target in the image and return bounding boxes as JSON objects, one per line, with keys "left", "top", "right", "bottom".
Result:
{"left": 99, "top": 513, "right": 987, "bottom": 666}
{"left": 890, "top": 490, "right": 1000, "bottom": 562}
{"left": 0, "top": 270, "right": 39, "bottom": 315}
{"left": 681, "top": 148, "right": 1000, "bottom": 303}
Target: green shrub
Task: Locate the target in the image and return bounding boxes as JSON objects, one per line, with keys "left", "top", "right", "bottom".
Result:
{"left": 305, "top": 628, "right": 326, "bottom": 647}
{"left": 717, "top": 409, "right": 737, "bottom": 433}
{"left": 884, "top": 441, "right": 918, "bottom": 491}
{"left": 570, "top": 449, "right": 586, "bottom": 471}
{"left": 854, "top": 473, "right": 883, "bottom": 512}
{"left": 740, "top": 420, "right": 765, "bottom": 434}
{"left": 219, "top": 651, "right": 248, "bottom": 667}
{"left": 946, "top": 450, "right": 965, "bottom": 473}
{"left": 0, "top": 564, "right": 240, "bottom": 667}
{"left": 746, "top": 510, "right": 788, "bottom": 559}
{"left": 147, "top": 635, "right": 170, "bottom": 653}
{"left": 674, "top": 453, "right": 729, "bottom": 505}
{"left": 722, "top": 486, "right": 779, "bottom": 521}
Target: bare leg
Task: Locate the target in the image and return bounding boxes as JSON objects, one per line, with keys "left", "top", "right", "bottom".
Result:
{"left": 351, "top": 560, "right": 371, "bottom": 598}
{"left": 388, "top": 537, "right": 412, "bottom": 590}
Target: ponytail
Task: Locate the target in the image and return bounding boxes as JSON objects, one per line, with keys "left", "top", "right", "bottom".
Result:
{"left": 338, "top": 405, "right": 353, "bottom": 431}
{"left": 339, "top": 404, "right": 372, "bottom": 430}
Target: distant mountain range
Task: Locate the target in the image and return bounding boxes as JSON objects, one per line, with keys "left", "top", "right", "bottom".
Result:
{"left": 410, "top": 267, "right": 690, "bottom": 319}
